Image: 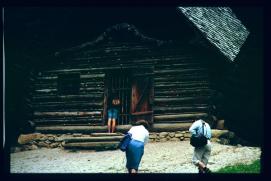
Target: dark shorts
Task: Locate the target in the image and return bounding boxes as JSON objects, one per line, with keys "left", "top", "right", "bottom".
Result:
{"left": 108, "top": 108, "right": 119, "bottom": 119}
{"left": 125, "top": 139, "right": 144, "bottom": 170}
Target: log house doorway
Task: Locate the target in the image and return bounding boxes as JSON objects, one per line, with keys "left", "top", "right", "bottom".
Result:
{"left": 104, "top": 69, "right": 132, "bottom": 125}
{"left": 104, "top": 68, "right": 154, "bottom": 125}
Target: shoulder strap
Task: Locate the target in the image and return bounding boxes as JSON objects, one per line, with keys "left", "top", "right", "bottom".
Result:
{"left": 202, "top": 121, "right": 205, "bottom": 136}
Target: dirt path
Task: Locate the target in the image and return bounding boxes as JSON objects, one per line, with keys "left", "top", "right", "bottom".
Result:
{"left": 10, "top": 141, "right": 261, "bottom": 173}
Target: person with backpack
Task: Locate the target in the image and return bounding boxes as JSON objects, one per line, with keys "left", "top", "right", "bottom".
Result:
{"left": 189, "top": 119, "right": 212, "bottom": 174}
{"left": 125, "top": 120, "right": 149, "bottom": 174}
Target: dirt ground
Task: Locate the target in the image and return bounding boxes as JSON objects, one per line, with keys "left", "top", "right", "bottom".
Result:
{"left": 10, "top": 141, "right": 261, "bottom": 173}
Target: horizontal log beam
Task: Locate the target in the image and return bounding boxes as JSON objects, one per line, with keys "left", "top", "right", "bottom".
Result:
{"left": 63, "top": 136, "right": 123, "bottom": 143}
{"left": 154, "top": 83, "right": 209, "bottom": 88}
{"left": 34, "top": 111, "right": 101, "bottom": 117}
{"left": 35, "top": 87, "right": 104, "bottom": 94}
{"left": 33, "top": 94, "right": 103, "bottom": 102}
{"left": 32, "top": 103, "right": 103, "bottom": 111}
{"left": 63, "top": 142, "right": 119, "bottom": 150}
{"left": 36, "top": 74, "right": 105, "bottom": 82}
{"left": 35, "top": 125, "right": 132, "bottom": 134}
{"left": 153, "top": 106, "right": 209, "bottom": 113}
{"left": 154, "top": 68, "right": 206, "bottom": 75}
{"left": 154, "top": 113, "right": 208, "bottom": 121}
{"left": 131, "top": 111, "right": 153, "bottom": 116}
{"left": 33, "top": 101, "right": 103, "bottom": 106}
{"left": 154, "top": 97, "right": 210, "bottom": 103}
{"left": 35, "top": 122, "right": 195, "bottom": 134}
{"left": 150, "top": 123, "right": 193, "bottom": 132}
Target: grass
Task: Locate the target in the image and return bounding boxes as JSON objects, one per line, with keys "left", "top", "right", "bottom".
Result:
{"left": 216, "top": 159, "right": 261, "bottom": 173}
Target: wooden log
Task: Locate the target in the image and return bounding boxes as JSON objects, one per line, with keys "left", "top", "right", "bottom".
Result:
{"left": 154, "top": 89, "right": 213, "bottom": 96}
{"left": 32, "top": 103, "right": 103, "bottom": 111}
{"left": 33, "top": 111, "right": 101, "bottom": 117}
{"left": 36, "top": 74, "right": 105, "bottom": 82}
{"left": 154, "top": 113, "right": 208, "bottom": 121}
{"left": 63, "top": 142, "right": 119, "bottom": 150}
{"left": 91, "top": 133, "right": 122, "bottom": 137}
{"left": 150, "top": 123, "right": 193, "bottom": 132}
{"left": 154, "top": 96, "right": 210, "bottom": 103}
{"left": 154, "top": 80, "right": 209, "bottom": 84}
{"left": 35, "top": 125, "right": 133, "bottom": 134}
{"left": 35, "top": 123, "right": 193, "bottom": 134}
{"left": 154, "top": 88, "right": 212, "bottom": 94}
{"left": 131, "top": 111, "right": 153, "bottom": 116}
{"left": 154, "top": 83, "right": 210, "bottom": 88}
{"left": 155, "top": 62, "right": 202, "bottom": 68}
{"left": 154, "top": 75, "right": 208, "bottom": 81}
{"left": 154, "top": 120, "right": 195, "bottom": 124}
{"left": 63, "top": 136, "right": 123, "bottom": 143}
{"left": 154, "top": 68, "right": 207, "bottom": 75}
{"left": 33, "top": 120, "right": 102, "bottom": 126}
{"left": 33, "top": 101, "right": 103, "bottom": 106}
{"left": 32, "top": 94, "right": 103, "bottom": 102}
{"left": 153, "top": 106, "right": 209, "bottom": 113}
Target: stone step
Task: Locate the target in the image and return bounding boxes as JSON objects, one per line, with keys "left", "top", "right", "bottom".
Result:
{"left": 63, "top": 136, "right": 123, "bottom": 143}
{"left": 63, "top": 141, "right": 120, "bottom": 150}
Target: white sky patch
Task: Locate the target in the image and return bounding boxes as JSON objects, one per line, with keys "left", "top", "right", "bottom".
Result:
{"left": 178, "top": 7, "right": 250, "bottom": 62}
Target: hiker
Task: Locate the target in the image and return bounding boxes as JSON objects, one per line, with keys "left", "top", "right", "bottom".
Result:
{"left": 107, "top": 96, "right": 120, "bottom": 133}
{"left": 125, "top": 120, "right": 150, "bottom": 174}
{"left": 189, "top": 119, "right": 212, "bottom": 174}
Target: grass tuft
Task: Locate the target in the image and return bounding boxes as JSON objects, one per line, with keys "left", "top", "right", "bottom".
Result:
{"left": 216, "top": 159, "right": 261, "bottom": 173}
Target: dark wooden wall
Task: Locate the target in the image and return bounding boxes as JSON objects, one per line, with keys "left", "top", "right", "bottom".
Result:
{"left": 31, "top": 40, "right": 215, "bottom": 126}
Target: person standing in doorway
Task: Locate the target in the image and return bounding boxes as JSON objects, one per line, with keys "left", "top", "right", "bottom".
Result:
{"left": 189, "top": 119, "right": 212, "bottom": 174}
{"left": 125, "top": 120, "right": 149, "bottom": 174}
{"left": 107, "top": 95, "right": 120, "bottom": 133}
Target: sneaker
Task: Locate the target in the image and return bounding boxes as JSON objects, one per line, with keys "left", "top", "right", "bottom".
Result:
{"left": 203, "top": 167, "right": 212, "bottom": 173}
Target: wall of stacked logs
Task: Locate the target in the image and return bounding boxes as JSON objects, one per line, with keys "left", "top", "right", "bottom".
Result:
{"left": 31, "top": 40, "right": 215, "bottom": 127}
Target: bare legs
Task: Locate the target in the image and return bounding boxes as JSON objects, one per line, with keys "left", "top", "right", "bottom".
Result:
{"left": 107, "top": 118, "right": 116, "bottom": 133}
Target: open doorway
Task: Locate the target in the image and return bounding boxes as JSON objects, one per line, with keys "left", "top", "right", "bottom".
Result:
{"left": 104, "top": 67, "right": 154, "bottom": 125}
{"left": 104, "top": 69, "right": 132, "bottom": 125}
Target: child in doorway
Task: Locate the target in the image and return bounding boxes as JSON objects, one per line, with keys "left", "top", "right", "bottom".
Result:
{"left": 107, "top": 96, "right": 120, "bottom": 133}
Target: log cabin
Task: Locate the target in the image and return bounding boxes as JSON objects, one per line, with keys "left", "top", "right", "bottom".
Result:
{"left": 6, "top": 7, "right": 262, "bottom": 146}
{"left": 31, "top": 22, "right": 224, "bottom": 132}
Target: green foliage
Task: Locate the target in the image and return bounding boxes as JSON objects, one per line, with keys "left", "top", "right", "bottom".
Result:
{"left": 216, "top": 159, "right": 261, "bottom": 173}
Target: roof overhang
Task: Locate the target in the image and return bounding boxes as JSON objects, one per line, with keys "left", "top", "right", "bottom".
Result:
{"left": 178, "top": 7, "right": 250, "bottom": 62}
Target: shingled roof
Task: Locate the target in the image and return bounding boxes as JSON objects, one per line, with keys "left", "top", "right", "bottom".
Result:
{"left": 178, "top": 7, "right": 250, "bottom": 62}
